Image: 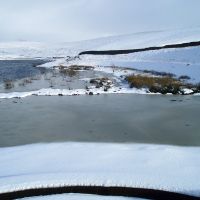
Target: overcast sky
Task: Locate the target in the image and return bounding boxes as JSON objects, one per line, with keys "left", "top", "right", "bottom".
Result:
{"left": 0, "top": 0, "right": 200, "bottom": 42}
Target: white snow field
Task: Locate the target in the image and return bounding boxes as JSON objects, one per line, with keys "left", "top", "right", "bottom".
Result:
{"left": 34, "top": 28, "right": 200, "bottom": 84}
{"left": 0, "top": 143, "right": 200, "bottom": 197}
{"left": 0, "top": 28, "right": 200, "bottom": 59}
{"left": 42, "top": 46, "right": 200, "bottom": 83}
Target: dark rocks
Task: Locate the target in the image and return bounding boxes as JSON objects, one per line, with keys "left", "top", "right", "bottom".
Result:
{"left": 104, "top": 87, "right": 108, "bottom": 92}
{"left": 90, "top": 77, "right": 113, "bottom": 89}
{"left": 143, "top": 70, "right": 175, "bottom": 78}
{"left": 179, "top": 75, "right": 191, "bottom": 80}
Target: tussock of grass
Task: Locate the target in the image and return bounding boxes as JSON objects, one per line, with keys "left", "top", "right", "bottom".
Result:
{"left": 126, "top": 75, "right": 183, "bottom": 94}
{"left": 4, "top": 80, "right": 14, "bottom": 90}
{"left": 197, "top": 83, "right": 200, "bottom": 89}
{"left": 18, "top": 78, "right": 33, "bottom": 87}
{"left": 59, "top": 65, "right": 94, "bottom": 77}
{"left": 59, "top": 66, "right": 77, "bottom": 77}
{"left": 126, "top": 75, "right": 181, "bottom": 88}
{"left": 59, "top": 65, "right": 93, "bottom": 70}
{"left": 69, "top": 65, "right": 94, "bottom": 71}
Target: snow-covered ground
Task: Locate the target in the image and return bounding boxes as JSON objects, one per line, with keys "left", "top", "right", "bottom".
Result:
{"left": 41, "top": 46, "right": 200, "bottom": 84}
{"left": 36, "top": 28, "right": 200, "bottom": 84}
{"left": 0, "top": 28, "right": 200, "bottom": 59}
{"left": 0, "top": 86, "right": 199, "bottom": 99}
{"left": 0, "top": 143, "right": 200, "bottom": 197}
{"left": 0, "top": 87, "right": 148, "bottom": 99}
{"left": 32, "top": 45, "right": 200, "bottom": 98}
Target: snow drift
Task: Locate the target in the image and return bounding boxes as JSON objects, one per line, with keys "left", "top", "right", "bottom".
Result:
{"left": 0, "top": 143, "right": 200, "bottom": 197}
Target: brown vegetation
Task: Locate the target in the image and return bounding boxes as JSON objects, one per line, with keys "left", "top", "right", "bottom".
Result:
{"left": 59, "top": 66, "right": 77, "bottom": 77}
{"left": 4, "top": 80, "right": 14, "bottom": 90}
{"left": 59, "top": 65, "right": 94, "bottom": 77}
{"left": 126, "top": 75, "right": 187, "bottom": 94}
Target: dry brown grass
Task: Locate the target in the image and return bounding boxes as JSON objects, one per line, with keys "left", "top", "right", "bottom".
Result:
{"left": 194, "top": 83, "right": 200, "bottom": 92}
{"left": 126, "top": 75, "right": 184, "bottom": 94}
{"left": 68, "top": 65, "right": 94, "bottom": 70}
{"left": 59, "top": 65, "right": 94, "bottom": 77}
{"left": 59, "top": 67, "right": 78, "bottom": 77}
{"left": 4, "top": 80, "right": 14, "bottom": 90}
{"left": 127, "top": 75, "right": 181, "bottom": 88}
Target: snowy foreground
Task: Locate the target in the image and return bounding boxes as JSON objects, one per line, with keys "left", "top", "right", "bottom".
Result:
{"left": 0, "top": 143, "right": 200, "bottom": 197}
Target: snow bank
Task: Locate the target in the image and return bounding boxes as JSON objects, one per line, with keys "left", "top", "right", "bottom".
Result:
{"left": 0, "top": 143, "right": 200, "bottom": 197}
{"left": 0, "top": 87, "right": 148, "bottom": 99}
{"left": 181, "top": 88, "right": 194, "bottom": 95}
{"left": 0, "top": 87, "right": 199, "bottom": 99}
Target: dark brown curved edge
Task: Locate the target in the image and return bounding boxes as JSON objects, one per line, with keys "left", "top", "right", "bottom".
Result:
{"left": 0, "top": 186, "right": 199, "bottom": 200}
{"left": 79, "top": 41, "right": 200, "bottom": 55}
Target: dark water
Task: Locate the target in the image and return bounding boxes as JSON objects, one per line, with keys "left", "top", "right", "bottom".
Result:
{"left": 0, "top": 94, "right": 199, "bottom": 147}
{"left": 0, "top": 59, "right": 112, "bottom": 93}
{"left": 0, "top": 60, "right": 47, "bottom": 83}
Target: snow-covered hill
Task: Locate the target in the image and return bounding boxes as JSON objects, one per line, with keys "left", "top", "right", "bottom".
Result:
{"left": 0, "top": 28, "right": 200, "bottom": 59}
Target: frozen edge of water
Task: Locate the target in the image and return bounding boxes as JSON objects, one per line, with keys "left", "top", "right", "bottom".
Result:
{"left": 0, "top": 87, "right": 148, "bottom": 99}
{"left": 0, "top": 87, "right": 199, "bottom": 99}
